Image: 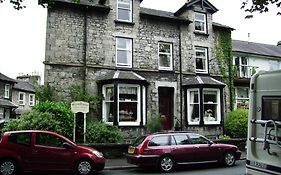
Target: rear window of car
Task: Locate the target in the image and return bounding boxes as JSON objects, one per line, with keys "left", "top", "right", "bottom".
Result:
{"left": 8, "top": 133, "right": 31, "bottom": 146}
{"left": 132, "top": 136, "right": 146, "bottom": 147}
{"left": 148, "top": 135, "right": 170, "bottom": 147}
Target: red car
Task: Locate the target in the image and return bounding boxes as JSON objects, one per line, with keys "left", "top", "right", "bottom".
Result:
{"left": 0, "top": 130, "right": 105, "bottom": 175}
{"left": 126, "top": 132, "right": 241, "bottom": 172}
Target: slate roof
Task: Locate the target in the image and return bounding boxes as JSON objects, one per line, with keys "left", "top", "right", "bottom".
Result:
{"left": 13, "top": 81, "right": 35, "bottom": 93}
{"left": 0, "top": 73, "right": 16, "bottom": 83}
{"left": 175, "top": 0, "right": 218, "bottom": 16}
{"left": 232, "top": 40, "right": 281, "bottom": 59}
{"left": 0, "top": 99, "right": 18, "bottom": 108}
{"left": 182, "top": 76, "right": 225, "bottom": 87}
{"left": 97, "top": 70, "right": 147, "bottom": 82}
{"left": 140, "top": 7, "right": 191, "bottom": 23}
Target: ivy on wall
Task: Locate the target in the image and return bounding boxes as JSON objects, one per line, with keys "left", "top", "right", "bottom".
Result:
{"left": 216, "top": 30, "right": 235, "bottom": 110}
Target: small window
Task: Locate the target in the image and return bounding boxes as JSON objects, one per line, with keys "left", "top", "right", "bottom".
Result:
{"left": 158, "top": 42, "right": 173, "bottom": 70}
{"left": 194, "top": 12, "right": 207, "bottom": 33}
{"left": 262, "top": 97, "right": 281, "bottom": 121}
{"left": 8, "top": 133, "right": 31, "bottom": 146}
{"left": 116, "top": 37, "right": 132, "bottom": 68}
{"left": 148, "top": 135, "right": 170, "bottom": 147}
{"left": 195, "top": 47, "right": 208, "bottom": 73}
{"left": 4, "top": 84, "right": 10, "bottom": 99}
{"left": 173, "top": 134, "right": 190, "bottom": 145}
{"left": 19, "top": 92, "right": 25, "bottom": 105}
{"left": 117, "top": 0, "right": 132, "bottom": 22}
{"left": 35, "top": 133, "right": 65, "bottom": 148}
{"left": 29, "top": 94, "right": 35, "bottom": 106}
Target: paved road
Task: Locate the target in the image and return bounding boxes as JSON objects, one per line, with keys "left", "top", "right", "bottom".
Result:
{"left": 21, "top": 160, "right": 245, "bottom": 175}
{"left": 101, "top": 160, "right": 246, "bottom": 175}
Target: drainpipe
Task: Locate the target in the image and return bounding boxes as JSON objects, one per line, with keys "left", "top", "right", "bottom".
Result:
{"left": 82, "top": 7, "right": 88, "bottom": 96}
{"left": 178, "top": 23, "right": 183, "bottom": 131}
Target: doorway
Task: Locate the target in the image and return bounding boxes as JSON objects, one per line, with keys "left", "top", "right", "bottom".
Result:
{"left": 158, "top": 87, "right": 174, "bottom": 130}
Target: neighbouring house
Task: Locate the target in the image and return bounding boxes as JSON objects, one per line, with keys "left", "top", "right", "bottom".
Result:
{"left": 43, "top": 0, "right": 234, "bottom": 138}
{"left": 12, "top": 76, "right": 37, "bottom": 117}
{"left": 0, "top": 73, "right": 18, "bottom": 126}
{"left": 232, "top": 40, "right": 281, "bottom": 109}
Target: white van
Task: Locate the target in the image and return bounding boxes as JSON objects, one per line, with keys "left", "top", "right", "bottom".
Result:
{"left": 246, "top": 70, "right": 281, "bottom": 175}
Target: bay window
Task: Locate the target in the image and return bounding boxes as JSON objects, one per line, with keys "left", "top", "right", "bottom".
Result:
{"left": 102, "top": 83, "right": 145, "bottom": 126}
{"left": 187, "top": 88, "right": 221, "bottom": 125}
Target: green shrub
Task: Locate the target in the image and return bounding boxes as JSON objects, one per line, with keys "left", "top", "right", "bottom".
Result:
{"left": 146, "top": 114, "right": 162, "bottom": 133}
{"left": 2, "top": 111, "right": 61, "bottom": 134}
{"left": 225, "top": 109, "right": 249, "bottom": 138}
{"left": 32, "top": 101, "right": 74, "bottom": 139}
{"left": 2, "top": 101, "right": 73, "bottom": 140}
{"left": 86, "top": 121, "right": 123, "bottom": 143}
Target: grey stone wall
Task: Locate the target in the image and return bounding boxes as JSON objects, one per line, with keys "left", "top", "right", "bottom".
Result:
{"left": 44, "top": 0, "right": 230, "bottom": 138}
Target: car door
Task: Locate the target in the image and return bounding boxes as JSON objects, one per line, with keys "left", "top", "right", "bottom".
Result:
{"left": 30, "top": 132, "right": 76, "bottom": 171}
{"left": 171, "top": 134, "right": 195, "bottom": 163}
{"left": 188, "top": 134, "right": 219, "bottom": 162}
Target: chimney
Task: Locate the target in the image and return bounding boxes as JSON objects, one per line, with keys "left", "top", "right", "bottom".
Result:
{"left": 277, "top": 41, "right": 281, "bottom": 47}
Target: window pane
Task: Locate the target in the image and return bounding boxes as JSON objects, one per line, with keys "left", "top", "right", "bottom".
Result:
{"left": 8, "top": 133, "right": 31, "bottom": 145}
{"left": 236, "top": 87, "right": 249, "bottom": 98}
{"left": 196, "top": 58, "right": 205, "bottom": 70}
{"left": 174, "top": 134, "right": 190, "bottom": 145}
{"left": 105, "top": 87, "right": 114, "bottom": 101}
{"left": 195, "top": 21, "right": 205, "bottom": 31}
{"left": 159, "top": 54, "right": 170, "bottom": 67}
{"left": 159, "top": 43, "right": 171, "bottom": 53}
{"left": 195, "top": 13, "right": 205, "bottom": 21}
{"left": 105, "top": 102, "right": 114, "bottom": 122}
{"left": 117, "top": 50, "right": 129, "bottom": 64}
{"left": 203, "top": 105, "right": 217, "bottom": 121}
{"left": 262, "top": 97, "right": 281, "bottom": 121}
{"left": 119, "top": 86, "right": 137, "bottom": 101}
{"left": 118, "top": 9, "right": 130, "bottom": 21}
{"left": 119, "top": 102, "right": 137, "bottom": 122}
{"left": 190, "top": 104, "right": 200, "bottom": 122}
{"left": 36, "top": 133, "right": 65, "bottom": 148}
{"left": 190, "top": 90, "right": 199, "bottom": 103}
{"left": 0, "top": 108, "right": 3, "bottom": 120}
{"left": 204, "top": 91, "right": 217, "bottom": 103}
{"left": 148, "top": 136, "right": 169, "bottom": 146}
{"left": 189, "top": 134, "right": 210, "bottom": 144}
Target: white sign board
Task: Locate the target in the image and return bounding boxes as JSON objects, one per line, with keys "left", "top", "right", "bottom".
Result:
{"left": 71, "top": 101, "right": 89, "bottom": 114}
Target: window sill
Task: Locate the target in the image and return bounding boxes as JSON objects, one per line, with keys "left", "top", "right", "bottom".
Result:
{"left": 114, "top": 20, "right": 135, "bottom": 26}
{"left": 194, "top": 31, "right": 209, "bottom": 37}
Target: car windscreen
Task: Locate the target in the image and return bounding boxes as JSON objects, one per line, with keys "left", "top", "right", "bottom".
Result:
{"left": 131, "top": 136, "right": 146, "bottom": 147}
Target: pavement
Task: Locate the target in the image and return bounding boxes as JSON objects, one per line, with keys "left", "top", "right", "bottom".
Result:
{"left": 104, "top": 151, "right": 246, "bottom": 170}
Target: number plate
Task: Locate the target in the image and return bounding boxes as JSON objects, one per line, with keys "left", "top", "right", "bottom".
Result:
{"left": 128, "top": 146, "right": 135, "bottom": 154}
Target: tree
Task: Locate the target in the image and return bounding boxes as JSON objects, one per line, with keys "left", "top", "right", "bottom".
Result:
{"left": 241, "top": 0, "right": 281, "bottom": 18}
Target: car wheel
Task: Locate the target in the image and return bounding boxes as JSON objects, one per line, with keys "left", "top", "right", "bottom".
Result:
{"left": 75, "top": 159, "right": 93, "bottom": 175}
{"left": 223, "top": 151, "right": 236, "bottom": 166}
{"left": 0, "top": 160, "right": 17, "bottom": 175}
{"left": 159, "top": 156, "right": 174, "bottom": 172}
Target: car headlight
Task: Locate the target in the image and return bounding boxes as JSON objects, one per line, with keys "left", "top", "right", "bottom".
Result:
{"left": 92, "top": 150, "right": 103, "bottom": 158}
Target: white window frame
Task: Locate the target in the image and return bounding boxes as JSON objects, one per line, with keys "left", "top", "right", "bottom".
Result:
{"left": 158, "top": 42, "right": 173, "bottom": 70}
{"left": 19, "top": 92, "right": 25, "bottom": 106}
{"left": 235, "top": 87, "right": 250, "bottom": 109}
{"left": 234, "top": 56, "right": 249, "bottom": 78}
{"left": 116, "top": 37, "right": 132, "bottom": 68}
{"left": 194, "top": 12, "right": 207, "bottom": 33}
{"left": 195, "top": 47, "right": 208, "bottom": 73}
{"left": 29, "top": 94, "right": 35, "bottom": 106}
{"left": 117, "top": 0, "right": 132, "bottom": 22}
{"left": 203, "top": 88, "right": 221, "bottom": 125}
{"left": 187, "top": 88, "right": 200, "bottom": 125}
{"left": 102, "top": 84, "right": 114, "bottom": 125}
{"left": 4, "top": 84, "right": 10, "bottom": 99}
{"left": 118, "top": 84, "right": 140, "bottom": 126}
{"left": 102, "top": 84, "right": 144, "bottom": 126}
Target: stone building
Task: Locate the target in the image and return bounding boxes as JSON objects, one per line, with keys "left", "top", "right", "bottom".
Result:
{"left": 43, "top": 0, "right": 233, "bottom": 138}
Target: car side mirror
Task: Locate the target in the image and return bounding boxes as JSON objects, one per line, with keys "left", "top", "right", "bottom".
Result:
{"left": 63, "top": 142, "right": 73, "bottom": 149}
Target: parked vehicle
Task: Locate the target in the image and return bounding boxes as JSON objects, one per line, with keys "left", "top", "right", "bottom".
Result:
{"left": 126, "top": 132, "right": 241, "bottom": 172}
{"left": 246, "top": 70, "right": 281, "bottom": 175}
{"left": 0, "top": 130, "right": 105, "bottom": 175}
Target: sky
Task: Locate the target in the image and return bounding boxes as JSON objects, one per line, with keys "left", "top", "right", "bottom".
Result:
{"left": 0, "top": 0, "right": 280, "bottom": 82}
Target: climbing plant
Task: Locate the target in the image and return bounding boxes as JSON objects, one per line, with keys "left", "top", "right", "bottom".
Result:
{"left": 216, "top": 30, "right": 235, "bottom": 110}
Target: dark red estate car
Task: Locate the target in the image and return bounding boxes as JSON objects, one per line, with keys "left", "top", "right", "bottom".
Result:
{"left": 0, "top": 130, "right": 105, "bottom": 175}
{"left": 126, "top": 132, "right": 241, "bottom": 172}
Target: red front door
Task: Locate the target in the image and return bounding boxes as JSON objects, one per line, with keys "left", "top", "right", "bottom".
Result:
{"left": 159, "top": 87, "right": 174, "bottom": 130}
